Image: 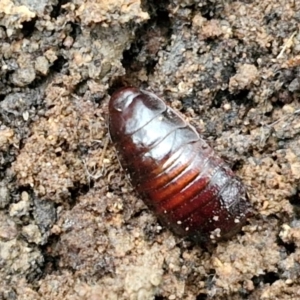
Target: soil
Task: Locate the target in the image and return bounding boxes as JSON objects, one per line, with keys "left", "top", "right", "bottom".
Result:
{"left": 1, "top": 0, "right": 300, "bottom": 299}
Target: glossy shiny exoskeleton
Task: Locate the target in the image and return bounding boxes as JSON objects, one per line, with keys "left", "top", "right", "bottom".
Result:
{"left": 109, "top": 87, "right": 252, "bottom": 243}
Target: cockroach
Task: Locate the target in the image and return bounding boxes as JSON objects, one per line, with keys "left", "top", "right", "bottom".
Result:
{"left": 109, "top": 87, "right": 252, "bottom": 243}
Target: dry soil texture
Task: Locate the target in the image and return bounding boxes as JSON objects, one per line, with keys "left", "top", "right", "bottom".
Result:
{"left": 1, "top": 0, "right": 300, "bottom": 299}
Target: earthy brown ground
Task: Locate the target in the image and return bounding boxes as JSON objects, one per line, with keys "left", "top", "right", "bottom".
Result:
{"left": 0, "top": 0, "right": 300, "bottom": 299}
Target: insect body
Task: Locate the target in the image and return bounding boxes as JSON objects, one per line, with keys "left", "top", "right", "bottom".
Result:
{"left": 109, "top": 87, "right": 252, "bottom": 243}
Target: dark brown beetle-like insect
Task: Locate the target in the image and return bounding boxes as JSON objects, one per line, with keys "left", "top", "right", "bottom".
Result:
{"left": 109, "top": 87, "right": 252, "bottom": 243}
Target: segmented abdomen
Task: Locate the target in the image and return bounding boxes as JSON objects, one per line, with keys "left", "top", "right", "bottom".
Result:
{"left": 109, "top": 87, "right": 252, "bottom": 243}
